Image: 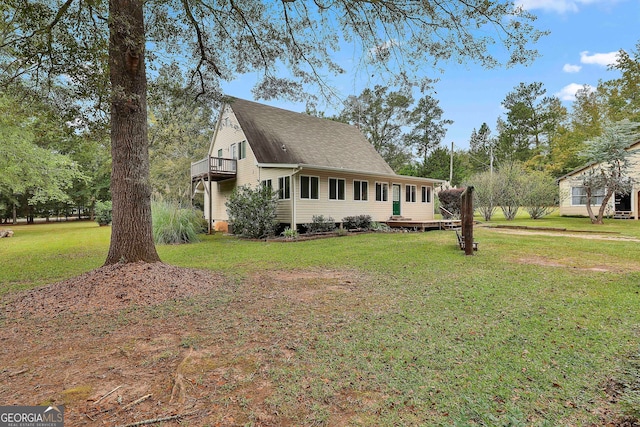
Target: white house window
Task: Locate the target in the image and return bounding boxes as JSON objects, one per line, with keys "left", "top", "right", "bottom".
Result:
{"left": 261, "top": 179, "right": 272, "bottom": 189}
{"left": 300, "top": 175, "right": 319, "bottom": 200}
{"left": 571, "top": 186, "right": 605, "bottom": 205}
{"left": 354, "top": 180, "right": 368, "bottom": 201}
{"left": 230, "top": 143, "right": 237, "bottom": 160}
{"left": 375, "top": 182, "right": 388, "bottom": 202}
{"left": 238, "top": 140, "right": 247, "bottom": 160}
{"left": 421, "top": 186, "right": 431, "bottom": 203}
{"left": 278, "top": 176, "right": 290, "bottom": 200}
{"left": 329, "top": 178, "right": 346, "bottom": 200}
{"left": 406, "top": 185, "right": 417, "bottom": 203}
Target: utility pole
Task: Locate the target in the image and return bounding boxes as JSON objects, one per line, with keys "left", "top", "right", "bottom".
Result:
{"left": 490, "top": 143, "right": 494, "bottom": 176}
{"left": 449, "top": 141, "right": 454, "bottom": 184}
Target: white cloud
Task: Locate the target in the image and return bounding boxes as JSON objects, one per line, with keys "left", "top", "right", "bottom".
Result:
{"left": 368, "top": 39, "right": 400, "bottom": 59}
{"left": 580, "top": 50, "right": 620, "bottom": 66}
{"left": 555, "top": 83, "right": 595, "bottom": 101}
{"left": 563, "top": 64, "right": 582, "bottom": 73}
{"left": 515, "top": 0, "right": 612, "bottom": 13}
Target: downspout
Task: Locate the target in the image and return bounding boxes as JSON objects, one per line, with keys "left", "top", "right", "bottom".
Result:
{"left": 291, "top": 166, "right": 302, "bottom": 229}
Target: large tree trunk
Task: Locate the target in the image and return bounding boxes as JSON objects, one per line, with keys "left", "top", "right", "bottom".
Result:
{"left": 105, "top": 0, "right": 161, "bottom": 265}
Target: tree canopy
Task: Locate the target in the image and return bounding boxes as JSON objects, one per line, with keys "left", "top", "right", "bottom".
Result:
{"left": 2, "top": 0, "right": 546, "bottom": 264}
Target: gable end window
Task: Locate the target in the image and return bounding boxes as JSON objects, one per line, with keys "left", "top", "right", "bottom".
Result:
{"left": 354, "top": 180, "right": 368, "bottom": 201}
{"left": 230, "top": 141, "right": 246, "bottom": 160}
{"left": 329, "top": 178, "right": 346, "bottom": 200}
{"left": 421, "top": 186, "right": 431, "bottom": 203}
{"left": 406, "top": 185, "right": 417, "bottom": 203}
{"left": 300, "top": 175, "right": 319, "bottom": 200}
{"left": 375, "top": 182, "right": 388, "bottom": 202}
{"left": 278, "top": 176, "right": 290, "bottom": 200}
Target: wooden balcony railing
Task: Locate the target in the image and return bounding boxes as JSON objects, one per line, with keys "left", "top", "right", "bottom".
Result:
{"left": 191, "top": 157, "right": 237, "bottom": 181}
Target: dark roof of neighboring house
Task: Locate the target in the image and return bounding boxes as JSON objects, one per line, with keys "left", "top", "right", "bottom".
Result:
{"left": 227, "top": 97, "right": 396, "bottom": 176}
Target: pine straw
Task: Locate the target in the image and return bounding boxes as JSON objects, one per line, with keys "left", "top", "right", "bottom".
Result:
{"left": 3, "top": 262, "right": 225, "bottom": 318}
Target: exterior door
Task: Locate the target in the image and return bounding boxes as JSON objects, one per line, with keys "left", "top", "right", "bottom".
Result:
{"left": 392, "top": 184, "right": 401, "bottom": 216}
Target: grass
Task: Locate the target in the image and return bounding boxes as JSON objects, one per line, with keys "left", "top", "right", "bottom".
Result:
{"left": 1, "top": 215, "right": 640, "bottom": 425}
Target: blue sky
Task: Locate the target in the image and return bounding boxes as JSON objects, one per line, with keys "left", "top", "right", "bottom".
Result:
{"left": 221, "top": 0, "right": 640, "bottom": 151}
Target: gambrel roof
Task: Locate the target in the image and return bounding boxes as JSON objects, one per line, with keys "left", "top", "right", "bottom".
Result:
{"left": 227, "top": 97, "right": 396, "bottom": 176}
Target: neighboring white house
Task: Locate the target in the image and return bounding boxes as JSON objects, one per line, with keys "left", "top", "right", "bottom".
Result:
{"left": 557, "top": 140, "right": 640, "bottom": 220}
{"left": 191, "top": 97, "right": 445, "bottom": 231}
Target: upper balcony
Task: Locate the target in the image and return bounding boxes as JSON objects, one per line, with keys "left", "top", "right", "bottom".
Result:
{"left": 190, "top": 157, "right": 237, "bottom": 182}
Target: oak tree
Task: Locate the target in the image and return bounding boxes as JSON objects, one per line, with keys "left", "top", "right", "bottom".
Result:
{"left": 2, "top": 0, "right": 546, "bottom": 265}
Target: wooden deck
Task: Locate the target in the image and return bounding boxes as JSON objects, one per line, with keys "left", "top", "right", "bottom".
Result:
{"left": 384, "top": 219, "right": 461, "bottom": 231}
{"left": 190, "top": 157, "right": 237, "bottom": 182}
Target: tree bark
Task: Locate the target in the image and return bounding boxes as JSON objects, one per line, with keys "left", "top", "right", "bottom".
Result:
{"left": 104, "top": 0, "right": 160, "bottom": 265}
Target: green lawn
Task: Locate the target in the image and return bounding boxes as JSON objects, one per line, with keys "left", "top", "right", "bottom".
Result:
{"left": 1, "top": 216, "right": 639, "bottom": 425}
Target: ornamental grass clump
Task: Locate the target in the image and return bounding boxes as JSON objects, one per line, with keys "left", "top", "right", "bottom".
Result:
{"left": 152, "top": 200, "right": 206, "bottom": 244}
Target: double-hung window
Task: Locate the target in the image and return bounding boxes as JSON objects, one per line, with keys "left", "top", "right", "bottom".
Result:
{"left": 375, "top": 182, "right": 388, "bottom": 202}
{"left": 329, "top": 178, "right": 346, "bottom": 200}
{"left": 230, "top": 141, "right": 246, "bottom": 160}
{"left": 300, "top": 176, "right": 319, "bottom": 200}
{"left": 406, "top": 185, "right": 417, "bottom": 203}
{"left": 354, "top": 180, "right": 368, "bottom": 201}
{"left": 262, "top": 179, "right": 272, "bottom": 189}
{"left": 278, "top": 176, "right": 290, "bottom": 200}
{"left": 421, "top": 186, "right": 431, "bottom": 203}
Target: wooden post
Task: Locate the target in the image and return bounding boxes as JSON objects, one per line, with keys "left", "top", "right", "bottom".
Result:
{"left": 461, "top": 186, "right": 474, "bottom": 256}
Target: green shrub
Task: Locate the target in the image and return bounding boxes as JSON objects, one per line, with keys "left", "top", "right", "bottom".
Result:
{"left": 307, "top": 215, "right": 336, "bottom": 233}
{"left": 342, "top": 215, "right": 372, "bottom": 230}
{"left": 94, "top": 201, "right": 112, "bottom": 226}
{"left": 370, "top": 221, "right": 391, "bottom": 232}
{"left": 281, "top": 227, "right": 299, "bottom": 239}
{"left": 151, "top": 200, "right": 206, "bottom": 244}
{"left": 225, "top": 184, "right": 278, "bottom": 238}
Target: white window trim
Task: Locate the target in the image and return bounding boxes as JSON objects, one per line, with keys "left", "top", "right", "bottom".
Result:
{"left": 375, "top": 182, "right": 389, "bottom": 202}
{"left": 406, "top": 184, "right": 417, "bottom": 203}
{"left": 421, "top": 186, "right": 431, "bottom": 203}
{"left": 353, "top": 180, "right": 369, "bottom": 202}
{"left": 328, "top": 177, "right": 346, "bottom": 201}
{"left": 300, "top": 175, "right": 320, "bottom": 200}
{"left": 571, "top": 186, "right": 606, "bottom": 206}
{"left": 278, "top": 176, "right": 291, "bottom": 200}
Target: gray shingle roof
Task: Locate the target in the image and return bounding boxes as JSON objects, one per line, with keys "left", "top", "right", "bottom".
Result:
{"left": 228, "top": 98, "right": 396, "bottom": 175}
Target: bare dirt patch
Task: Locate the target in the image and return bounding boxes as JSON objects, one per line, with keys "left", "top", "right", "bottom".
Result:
{"left": 5, "top": 262, "right": 226, "bottom": 318}
{"left": 0, "top": 263, "right": 369, "bottom": 426}
{"left": 487, "top": 227, "right": 640, "bottom": 242}
{"left": 516, "top": 256, "right": 616, "bottom": 272}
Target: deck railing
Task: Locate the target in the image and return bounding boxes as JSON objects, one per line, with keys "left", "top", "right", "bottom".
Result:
{"left": 190, "top": 157, "right": 237, "bottom": 178}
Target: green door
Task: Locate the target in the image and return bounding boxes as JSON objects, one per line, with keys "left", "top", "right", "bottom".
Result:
{"left": 392, "top": 184, "right": 401, "bottom": 216}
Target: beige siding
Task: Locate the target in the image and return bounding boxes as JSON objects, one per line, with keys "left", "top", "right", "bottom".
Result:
{"left": 293, "top": 170, "right": 436, "bottom": 225}
{"left": 393, "top": 178, "right": 436, "bottom": 222}
{"left": 558, "top": 145, "right": 640, "bottom": 219}
{"left": 203, "top": 105, "right": 438, "bottom": 226}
